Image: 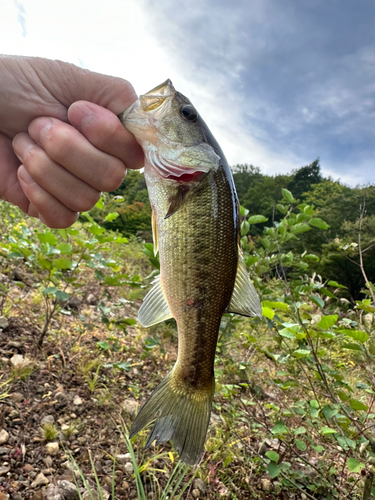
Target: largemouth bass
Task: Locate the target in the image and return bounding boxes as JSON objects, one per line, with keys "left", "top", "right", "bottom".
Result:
{"left": 119, "top": 80, "right": 261, "bottom": 465}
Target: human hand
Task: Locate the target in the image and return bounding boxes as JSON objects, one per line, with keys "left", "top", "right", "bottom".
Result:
{"left": 0, "top": 55, "right": 144, "bottom": 228}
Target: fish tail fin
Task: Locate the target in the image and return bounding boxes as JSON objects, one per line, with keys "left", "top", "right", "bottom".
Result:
{"left": 129, "top": 371, "right": 214, "bottom": 465}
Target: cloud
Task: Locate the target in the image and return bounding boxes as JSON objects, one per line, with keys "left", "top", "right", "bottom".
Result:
{"left": 140, "top": 0, "right": 375, "bottom": 183}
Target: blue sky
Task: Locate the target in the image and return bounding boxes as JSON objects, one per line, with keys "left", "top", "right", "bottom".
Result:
{"left": 2, "top": 0, "right": 375, "bottom": 185}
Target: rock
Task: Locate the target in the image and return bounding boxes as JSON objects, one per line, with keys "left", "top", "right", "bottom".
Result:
{"left": 82, "top": 491, "right": 109, "bottom": 500}
{"left": 0, "top": 465, "right": 10, "bottom": 476}
{"left": 0, "top": 447, "right": 9, "bottom": 455}
{"left": 9, "top": 392, "right": 24, "bottom": 403}
{"left": 124, "top": 462, "right": 134, "bottom": 474}
{"left": 0, "top": 318, "right": 9, "bottom": 330}
{"left": 0, "top": 430, "right": 9, "bottom": 445}
{"left": 192, "top": 490, "right": 201, "bottom": 498}
{"left": 77, "top": 437, "right": 86, "bottom": 446}
{"left": 0, "top": 493, "right": 8, "bottom": 500}
{"left": 45, "top": 442, "right": 59, "bottom": 456}
{"left": 30, "top": 472, "right": 49, "bottom": 487}
{"left": 42, "top": 468, "right": 55, "bottom": 475}
{"left": 44, "top": 480, "right": 79, "bottom": 500}
{"left": 121, "top": 399, "right": 138, "bottom": 417}
{"left": 23, "top": 464, "right": 35, "bottom": 472}
{"left": 44, "top": 456, "right": 53, "bottom": 468}
{"left": 41, "top": 415, "right": 55, "bottom": 426}
{"left": 193, "top": 478, "right": 207, "bottom": 495}
{"left": 260, "top": 478, "right": 272, "bottom": 491}
{"left": 10, "top": 354, "right": 32, "bottom": 369}
{"left": 116, "top": 453, "right": 131, "bottom": 464}
{"left": 73, "top": 396, "right": 82, "bottom": 406}
{"left": 31, "top": 492, "right": 43, "bottom": 500}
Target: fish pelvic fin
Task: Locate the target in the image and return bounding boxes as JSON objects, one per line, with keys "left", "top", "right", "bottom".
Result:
{"left": 129, "top": 371, "right": 214, "bottom": 465}
{"left": 138, "top": 275, "right": 173, "bottom": 327}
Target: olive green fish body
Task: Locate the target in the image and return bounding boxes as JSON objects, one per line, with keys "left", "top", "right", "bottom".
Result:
{"left": 119, "top": 80, "right": 261, "bottom": 464}
{"left": 147, "top": 165, "right": 238, "bottom": 391}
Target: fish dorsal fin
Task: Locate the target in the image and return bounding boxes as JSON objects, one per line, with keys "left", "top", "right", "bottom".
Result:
{"left": 138, "top": 275, "right": 173, "bottom": 327}
{"left": 227, "top": 258, "right": 262, "bottom": 318}
{"left": 151, "top": 208, "right": 159, "bottom": 255}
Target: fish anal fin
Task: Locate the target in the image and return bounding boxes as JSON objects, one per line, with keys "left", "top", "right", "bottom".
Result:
{"left": 227, "top": 258, "right": 262, "bottom": 318}
{"left": 138, "top": 275, "right": 173, "bottom": 327}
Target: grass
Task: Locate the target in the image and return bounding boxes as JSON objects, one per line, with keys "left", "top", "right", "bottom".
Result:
{"left": 41, "top": 422, "right": 59, "bottom": 442}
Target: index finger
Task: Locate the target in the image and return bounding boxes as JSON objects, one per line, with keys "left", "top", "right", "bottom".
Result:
{"left": 68, "top": 101, "right": 144, "bottom": 170}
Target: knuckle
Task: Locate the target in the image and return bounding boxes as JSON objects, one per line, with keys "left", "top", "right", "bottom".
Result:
{"left": 101, "top": 159, "right": 126, "bottom": 191}
{"left": 69, "top": 190, "right": 101, "bottom": 213}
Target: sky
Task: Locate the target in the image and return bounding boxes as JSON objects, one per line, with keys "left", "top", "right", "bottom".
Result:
{"left": 1, "top": 0, "right": 375, "bottom": 186}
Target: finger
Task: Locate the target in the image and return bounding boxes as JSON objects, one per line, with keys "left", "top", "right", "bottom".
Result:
{"left": 68, "top": 101, "right": 144, "bottom": 170}
{"left": 0, "top": 132, "right": 29, "bottom": 213}
{"left": 13, "top": 132, "right": 101, "bottom": 213}
{"left": 27, "top": 117, "right": 126, "bottom": 193}
{"left": 17, "top": 165, "right": 79, "bottom": 228}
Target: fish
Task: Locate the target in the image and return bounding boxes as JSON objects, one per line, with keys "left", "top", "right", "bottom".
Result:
{"left": 118, "top": 80, "right": 261, "bottom": 465}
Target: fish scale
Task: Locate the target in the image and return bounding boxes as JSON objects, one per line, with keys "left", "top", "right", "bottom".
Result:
{"left": 119, "top": 80, "right": 262, "bottom": 464}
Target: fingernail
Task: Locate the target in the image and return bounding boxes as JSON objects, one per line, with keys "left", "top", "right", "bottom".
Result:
{"left": 29, "top": 117, "right": 53, "bottom": 145}
{"left": 68, "top": 102, "right": 95, "bottom": 129}
{"left": 13, "top": 134, "right": 34, "bottom": 162}
{"left": 18, "top": 165, "right": 36, "bottom": 185}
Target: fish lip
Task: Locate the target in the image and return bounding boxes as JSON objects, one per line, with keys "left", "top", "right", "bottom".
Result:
{"left": 143, "top": 79, "right": 175, "bottom": 97}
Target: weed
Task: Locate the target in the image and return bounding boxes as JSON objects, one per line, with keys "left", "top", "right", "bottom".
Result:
{"left": 41, "top": 422, "right": 59, "bottom": 442}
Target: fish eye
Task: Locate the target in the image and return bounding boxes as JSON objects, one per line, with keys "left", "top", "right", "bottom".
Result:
{"left": 179, "top": 104, "right": 198, "bottom": 122}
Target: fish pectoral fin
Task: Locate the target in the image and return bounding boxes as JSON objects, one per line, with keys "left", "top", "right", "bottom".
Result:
{"left": 151, "top": 208, "right": 158, "bottom": 255}
{"left": 226, "top": 258, "right": 262, "bottom": 318}
{"left": 165, "top": 185, "right": 190, "bottom": 219}
{"left": 138, "top": 275, "right": 173, "bottom": 327}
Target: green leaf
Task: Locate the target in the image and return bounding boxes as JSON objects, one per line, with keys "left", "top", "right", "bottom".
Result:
{"left": 55, "top": 291, "right": 70, "bottom": 301}
{"left": 241, "top": 220, "right": 250, "bottom": 236}
{"left": 115, "top": 237, "right": 128, "bottom": 244}
{"left": 317, "top": 315, "right": 338, "bottom": 329}
{"left": 95, "top": 197, "right": 104, "bottom": 209}
{"left": 239, "top": 205, "right": 249, "bottom": 217}
{"left": 278, "top": 328, "right": 296, "bottom": 339}
{"left": 294, "top": 427, "right": 306, "bottom": 435}
{"left": 327, "top": 280, "right": 347, "bottom": 289}
{"left": 88, "top": 224, "right": 105, "bottom": 235}
{"left": 37, "top": 232, "right": 58, "bottom": 245}
{"left": 342, "top": 342, "right": 363, "bottom": 351}
{"left": 105, "top": 212, "right": 120, "bottom": 221}
{"left": 281, "top": 188, "right": 295, "bottom": 203}
{"left": 276, "top": 204, "right": 288, "bottom": 215}
{"left": 53, "top": 258, "right": 73, "bottom": 270}
{"left": 349, "top": 399, "right": 369, "bottom": 411}
{"left": 56, "top": 243, "right": 73, "bottom": 254}
{"left": 310, "top": 295, "right": 324, "bottom": 308}
{"left": 322, "top": 405, "right": 339, "bottom": 419}
{"left": 290, "top": 223, "right": 311, "bottom": 234}
{"left": 248, "top": 215, "right": 268, "bottom": 224}
{"left": 262, "top": 306, "right": 275, "bottom": 320}
{"left": 271, "top": 423, "right": 288, "bottom": 435}
{"left": 309, "top": 218, "right": 329, "bottom": 230}
{"left": 339, "top": 329, "right": 369, "bottom": 343}
{"left": 43, "top": 286, "right": 58, "bottom": 297}
{"left": 97, "top": 341, "right": 110, "bottom": 350}
{"left": 295, "top": 439, "right": 307, "bottom": 451}
{"left": 265, "top": 451, "right": 279, "bottom": 462}
{"left": 336, "top": 436, "right": 356, "bottom": 450}
{"left": 292, "top": 349, "right": 311, "bottom": 359}
{"left": 267, "top": 463, "right": 281, "bottom": 478}
{"left": 262, "top": 301, "right": 289, "bottom": 311}
{"left": 321, "top": 426, "right": 337, "bottom": 435}
{"left": 310, "top": 400, "right": 319, "bottom": 409}
{"left": 347, "top": 458, "right": 365, "bottom": 473}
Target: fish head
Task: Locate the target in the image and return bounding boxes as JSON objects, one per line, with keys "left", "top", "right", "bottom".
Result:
{"left": 119, "top": 80, "right": 221, "bottom": 180}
